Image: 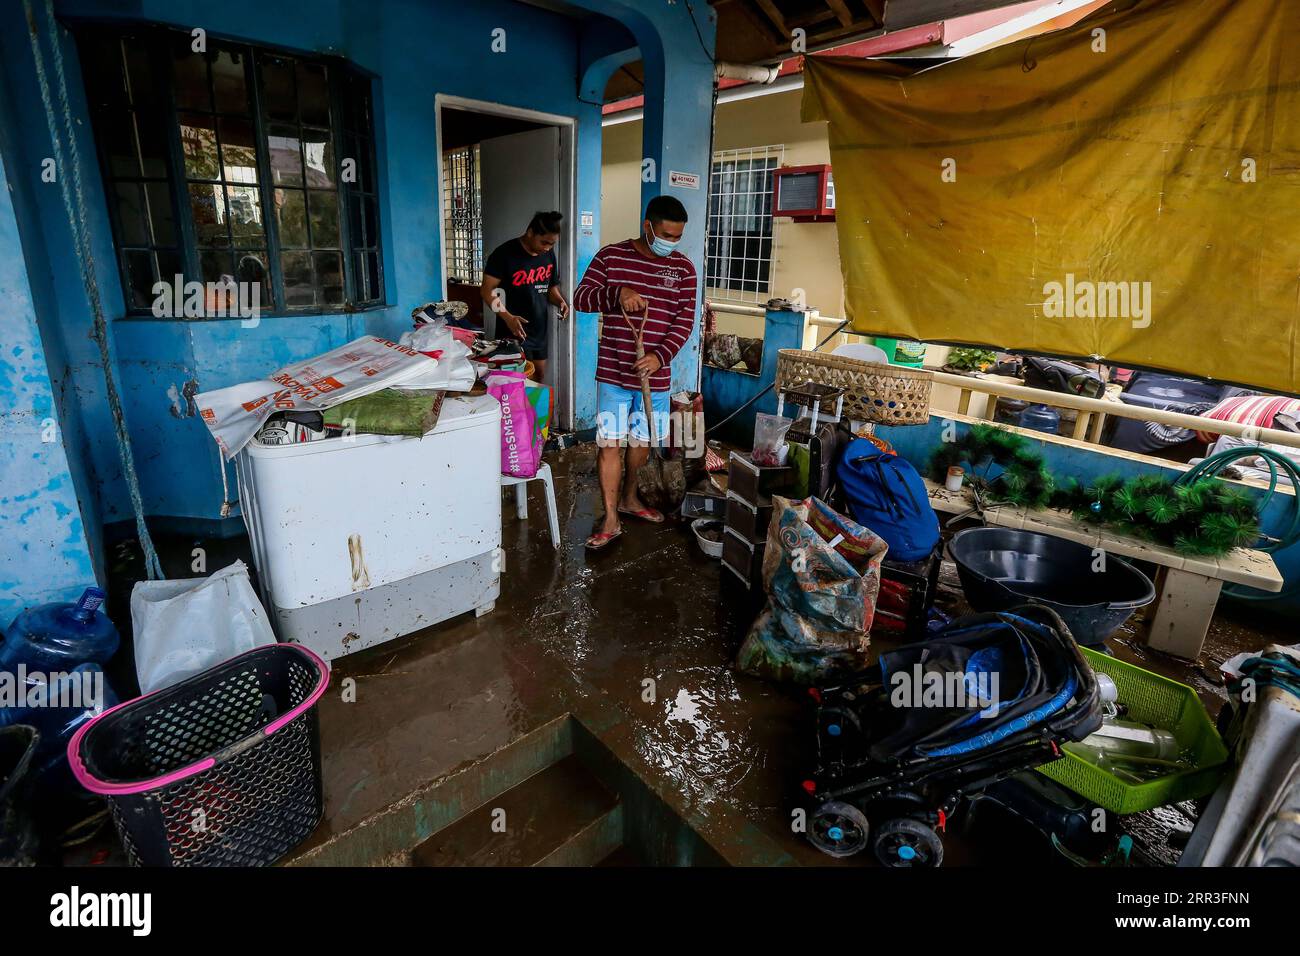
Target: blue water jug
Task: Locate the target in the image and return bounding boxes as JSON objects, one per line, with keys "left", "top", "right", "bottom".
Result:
{"left": 1018, "top": 403, "right": 1061, "bottom": 434}
{"left": 0, "top": 587, "right": 119, "bottom": 674}
{"left": 2, "top": 662, "right": 119, "bottom": 748}
{"left": 20, "top": 663, "right": 121, "bottom": 804}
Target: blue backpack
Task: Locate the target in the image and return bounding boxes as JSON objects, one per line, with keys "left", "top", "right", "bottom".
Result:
{"left": 836, "top": 439, "right": 940, "bottom": 562}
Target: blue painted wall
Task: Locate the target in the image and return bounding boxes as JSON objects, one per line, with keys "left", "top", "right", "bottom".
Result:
{"left": 0, "top": 0, "right": 609, "bottom": 532}
{"left": 0, "top": 0, "right": 717, "bottom": 620}
{"left": 700, "top": 306, "right": 807, "bottom": 447}
{"left": 0, "top": 124, "right": 100, "bottom": 626}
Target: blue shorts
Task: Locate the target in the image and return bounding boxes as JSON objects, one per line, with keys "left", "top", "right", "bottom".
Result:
{"left": 596, "top": 382, "right": 671, "bottom": 444}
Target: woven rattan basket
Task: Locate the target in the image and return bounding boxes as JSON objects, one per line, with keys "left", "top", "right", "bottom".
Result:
{"left": 776, "top": 349, "right": 933, "bottom": 426}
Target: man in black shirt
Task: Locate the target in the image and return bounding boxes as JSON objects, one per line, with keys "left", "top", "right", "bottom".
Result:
{"left": 481, "top": 211, "right": 569, "bottom": 383}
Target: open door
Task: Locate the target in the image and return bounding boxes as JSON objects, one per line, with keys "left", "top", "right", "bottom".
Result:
{"left": 438, "top": 98, "right": 575, "bottom": 431}
{"left": 480, "top": 127, "right": 575, "bottom": 431}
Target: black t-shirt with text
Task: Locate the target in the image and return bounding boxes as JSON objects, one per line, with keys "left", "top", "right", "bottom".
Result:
{"left": 484, "top": 238, "right": 559, "bottom": 344}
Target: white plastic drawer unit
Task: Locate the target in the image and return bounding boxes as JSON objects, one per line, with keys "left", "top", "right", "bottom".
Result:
{"left": 234, "top": 394, "right": 502, "bottom": 658}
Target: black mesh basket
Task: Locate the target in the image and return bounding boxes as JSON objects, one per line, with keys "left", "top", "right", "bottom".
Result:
{"left": 69, "top": 643, "right": 329, "bottom": 867}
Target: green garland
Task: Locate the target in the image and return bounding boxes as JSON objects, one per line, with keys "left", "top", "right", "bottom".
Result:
{"left": 928, "top": 423, "right": 1055, "bottom": 508}
{"left": 927, "top": 424, "right": 1260, "bottom": 557}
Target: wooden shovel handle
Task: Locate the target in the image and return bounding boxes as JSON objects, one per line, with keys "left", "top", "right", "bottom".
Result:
{"left": 622, "top": 306, "right": 660, "bottom": 453}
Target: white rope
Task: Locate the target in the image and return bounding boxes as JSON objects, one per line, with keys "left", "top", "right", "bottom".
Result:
{"left": 220, "top": 457, "right": 233, "bottom": 519}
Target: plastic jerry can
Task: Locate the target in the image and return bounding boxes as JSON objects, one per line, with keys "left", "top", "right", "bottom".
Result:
{"left": 1018, "top": 403, "right": 1061, "bottom": 434}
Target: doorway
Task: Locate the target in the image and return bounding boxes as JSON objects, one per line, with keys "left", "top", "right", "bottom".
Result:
{"left": 436, "top": 96, "right": 577, "bottom": 431}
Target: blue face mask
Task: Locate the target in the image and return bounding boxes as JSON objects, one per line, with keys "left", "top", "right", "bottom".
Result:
{"left": 646, "top": 223, "right": 680, "bottom": 257}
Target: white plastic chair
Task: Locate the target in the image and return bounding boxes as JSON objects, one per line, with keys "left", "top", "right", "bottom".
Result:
{"left": 832, "top": 342, "right": 891, "bottom": 364}
{"left": 502, "top": 462, "right": 560, "bottom": 548}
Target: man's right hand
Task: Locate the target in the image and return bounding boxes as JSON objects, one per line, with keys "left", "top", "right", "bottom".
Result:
{"left": 501, "top": 312, "right": 528, "bottom": 339}
{"left": 619, "top": 286, "right": 648, "bottom": 315}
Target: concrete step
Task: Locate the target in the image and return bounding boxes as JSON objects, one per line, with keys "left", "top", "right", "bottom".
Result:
{"left": 411, "top": 754, "right": 622, "bottom": 866}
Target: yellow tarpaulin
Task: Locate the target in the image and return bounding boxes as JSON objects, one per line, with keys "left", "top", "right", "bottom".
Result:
{"left": 802, "top": 0, "right": 1300, "bottom": 393}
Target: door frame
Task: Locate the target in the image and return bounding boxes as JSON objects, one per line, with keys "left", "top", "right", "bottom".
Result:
{"left": 434, "top": 94, "right": 577, "bottom": 431}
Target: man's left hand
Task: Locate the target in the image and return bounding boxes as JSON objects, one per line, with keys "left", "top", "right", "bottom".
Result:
{"left": 633, "top": 353, "right": 662, "bottom": 377}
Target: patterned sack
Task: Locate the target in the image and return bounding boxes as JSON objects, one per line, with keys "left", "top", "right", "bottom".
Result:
{"left": 736, "top": 496, "right": 888, "bottom": 684}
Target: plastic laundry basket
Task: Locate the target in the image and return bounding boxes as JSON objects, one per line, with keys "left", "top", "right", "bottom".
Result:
{"left": 1036, "top": 647, "right": 1228, "bottom": 815}
{"left": 69, "top": 644, "right": 329, "bottom": 866}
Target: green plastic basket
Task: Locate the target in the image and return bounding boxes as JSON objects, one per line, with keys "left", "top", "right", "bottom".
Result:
{"left": 1036, "top": 647, "right": 1229, "bottom": 815}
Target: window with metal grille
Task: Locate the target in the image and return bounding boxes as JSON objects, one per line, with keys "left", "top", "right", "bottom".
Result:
{"left": 442, "top": 145, "right": 482, "bottom": 284}
{"left": 76, "top": 27, "right": 384, "bottom": 315}
{"left": 706, "top": 145, "right": 782, "bottom": 303}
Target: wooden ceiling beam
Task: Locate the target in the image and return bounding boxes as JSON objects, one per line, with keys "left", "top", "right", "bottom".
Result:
{"left": 719, "top": 0, "right": 791, "bottom": 47}
{"left": 752, "top": 0, "right": 791, "bottom": 38}
{"left": 824, "top": 0, "right": 855, "bottom": 28}
{"left": 788, "top": 10, "right": 839, "bottom": 29}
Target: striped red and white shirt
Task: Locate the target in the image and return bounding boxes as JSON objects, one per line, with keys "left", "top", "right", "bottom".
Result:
{"left": 1195, "top": 395, "right": 1300, "bottom": 442}
{"left": 573, "top": 239, "right": 697, "bottom": 392}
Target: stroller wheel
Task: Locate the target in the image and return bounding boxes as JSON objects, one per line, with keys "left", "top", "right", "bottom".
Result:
{"left": 873, "top": 818, "right": 944, "bottom": 868}
{"left": 808, "top": 801, "right": 869, "bottom": 858}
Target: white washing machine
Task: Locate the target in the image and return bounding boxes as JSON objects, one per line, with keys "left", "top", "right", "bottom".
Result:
{"left": 235, "top": 394, "right": 501, "bottom": 660}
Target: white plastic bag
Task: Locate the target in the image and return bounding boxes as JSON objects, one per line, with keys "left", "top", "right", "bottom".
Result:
{"left": 131, "top": 561, "right": 278, "bottom": 694}
{"left": 398, "top": 322, "right": 476, "bottom": 392}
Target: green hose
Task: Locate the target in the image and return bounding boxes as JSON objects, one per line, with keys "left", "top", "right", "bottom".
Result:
{"left": 1179, "top": 446, "right": 1300, "bottom": 599}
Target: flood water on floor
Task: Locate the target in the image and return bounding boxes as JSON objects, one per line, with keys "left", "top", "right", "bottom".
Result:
{"left": 102, "top": 443, "right": 1294, "bottom": 867}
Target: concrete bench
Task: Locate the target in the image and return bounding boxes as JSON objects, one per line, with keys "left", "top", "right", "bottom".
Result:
{"left": 923, "top": 478, "right": 1283, "bottom": 660}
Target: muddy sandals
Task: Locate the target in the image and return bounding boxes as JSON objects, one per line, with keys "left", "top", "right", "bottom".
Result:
{"left": 617, "top": 506, "right": 664, "bottom": 524}
{"left": 585, "top": 527, "right": 623, "bottom": 551}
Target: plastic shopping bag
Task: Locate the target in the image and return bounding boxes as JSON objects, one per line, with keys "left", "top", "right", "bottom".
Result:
{"left": 130, "top": 561, "right": 278, "bottom": 694}
{"left": 525, "top": 380, "right": 552, "bottom": 442}
{"left": 486, "top": 370, "right": 541, "bottom": 479}
{"left": 398, "top": 321, "right": 477, "bottom": 392}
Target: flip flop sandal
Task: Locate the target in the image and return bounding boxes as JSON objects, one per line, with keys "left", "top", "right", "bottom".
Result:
{"left": 618, "top": 506, "right": 665, "bottom": 524}
{"left": 585, "top": 528, "right": 623, "bottom": 550}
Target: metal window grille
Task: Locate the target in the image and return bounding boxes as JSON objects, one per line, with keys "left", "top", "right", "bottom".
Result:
{"left": 706, "top": 145, "right": 782, "bottom": 303}
{"left": 443, "top": 145, "right": 483, "bottom": 284}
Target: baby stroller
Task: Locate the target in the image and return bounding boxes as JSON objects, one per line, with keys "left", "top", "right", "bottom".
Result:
{"left": 802, "top": 604, "right": 1101, "bottom": 866}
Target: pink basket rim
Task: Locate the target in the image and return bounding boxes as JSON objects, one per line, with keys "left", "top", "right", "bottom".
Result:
{"left": 67, "top": 643, "right": 330, "bottom": 796}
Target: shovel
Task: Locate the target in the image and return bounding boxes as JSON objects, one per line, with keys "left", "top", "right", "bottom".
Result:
{"left": 622, "top": 308, "right": 683, "bottom": 509}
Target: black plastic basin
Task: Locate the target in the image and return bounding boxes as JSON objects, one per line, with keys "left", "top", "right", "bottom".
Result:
{"left": 948, "top": 527, "right": 1155, "bottom": 646}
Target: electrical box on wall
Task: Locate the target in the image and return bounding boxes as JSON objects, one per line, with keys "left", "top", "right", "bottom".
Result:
{"left": 774, "top": 164, "right": 835, "bottom": 222}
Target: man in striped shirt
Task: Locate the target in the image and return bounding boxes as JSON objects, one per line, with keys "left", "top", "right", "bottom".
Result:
{"left": 573, "top": 196, "right": 698, "bottom": 550}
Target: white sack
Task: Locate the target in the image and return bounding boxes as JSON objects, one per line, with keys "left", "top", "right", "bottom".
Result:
{"left": 131, "top": 560, "right": 278, "bottom": 694}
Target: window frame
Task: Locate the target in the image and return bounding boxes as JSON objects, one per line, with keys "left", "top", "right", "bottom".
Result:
{"left": 76, "top": 23, "right": 385, "bottom": 318}
{"left": 706, "top": 144, "right": 783, "bottom": 305}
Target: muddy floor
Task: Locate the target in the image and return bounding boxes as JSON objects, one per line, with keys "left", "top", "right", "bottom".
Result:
{"left": 98, "top": 442, "right": 1293, "bottom": 867}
